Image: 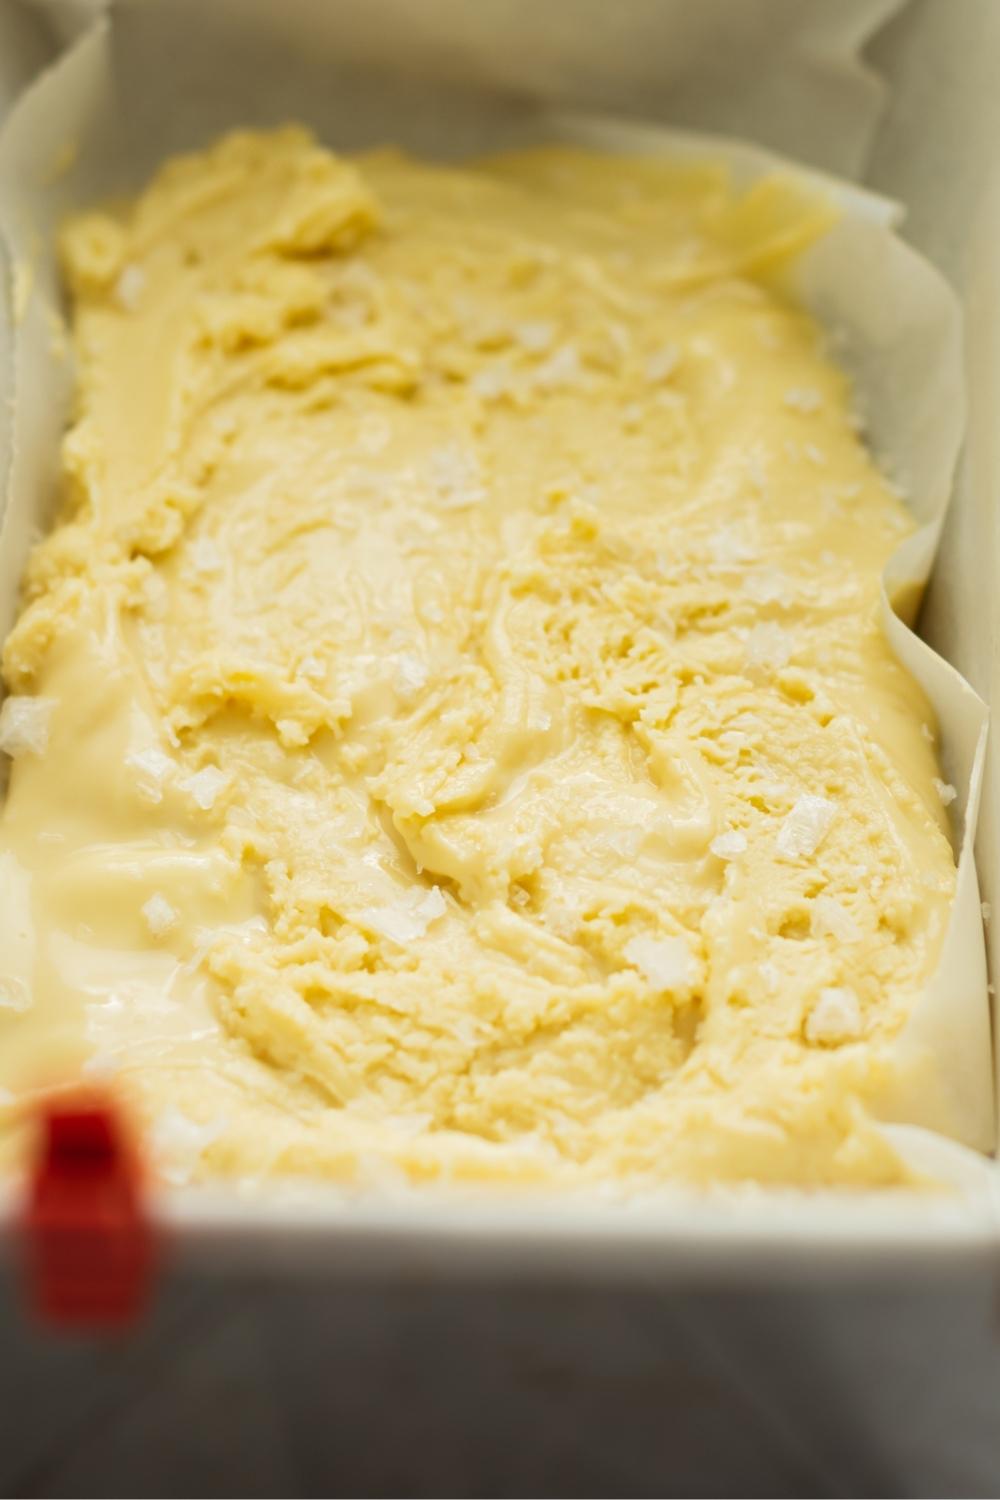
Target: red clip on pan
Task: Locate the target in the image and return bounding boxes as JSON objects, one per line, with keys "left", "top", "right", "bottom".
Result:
{"left": 21, "top": 1095, "right": 155, "bottom": 1328}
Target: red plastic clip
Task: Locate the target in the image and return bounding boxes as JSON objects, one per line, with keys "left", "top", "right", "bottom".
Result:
{"left": 21, "top": 1096, "right": 155, "bottom": 1329}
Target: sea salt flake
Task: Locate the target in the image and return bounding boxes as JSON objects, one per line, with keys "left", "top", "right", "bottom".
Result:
{"left": 471, "top": 362, "right": 512, "bottom": 401}
{"left": 81, "top": 1050, "right": 118, "bottom": 1079}
{"left": 299, "top": 654, "right": 325, "bottom": 681}
{"left": 126, "top": 746, "right": 175, "bottom": 803}
{"left": 759, "top": 960, "right": 780, "bottom": 993}
{"left": 745, "top": 622, "right": 793, "bottom": 670}
{"left": 514, "top": 320, "right": 554, "bottom": 353}
{"left": 151, "top": 1108, "right": 226, "bottom": 1185}
{"left": 805, "top": 986, "right": 862, "bottom": 1045}
{"left": 0, "top": 696, "right": 55, "bottom": 757}
{"left": 920, "top": 722, "right": 934, "bottom": 743}
{"left": 545, "top": 905, "right": 578, "bottom": 940}
{"left": 803, "top": 444, "right": 826, "bottom": 466}
{"left": 395, "top": 654, "right": 428, "bottom": 694}
{"left": 982, "top": 902, "right": 992, "bottom": 924}
{"left": 743, "top": 568, "right": 788, "bottom": 605}
{"left": 607, "top": 322, "right": 632, "bottom": 358}
{"left": 933, "top": 778, "right": 958, "bottom": 807}
{"left": 710, "top": 830, "right": 747, "bottom": 860}
{"left": 189, "top": 535, "right": 223, "bottom": 573}
{"left": 115, "top": 263, "right": 146, "bottom": 310}
{"left": 776, "top": 794, "right": 837, "bottom": 858}
{"left": 180, "top": 765, "right": 229, "bottom": 810}
{"left": 645, "top": 343, "right": 680, "bottom": 382}
{"left": 143, "top": 571, "right": 169, "bottom": 619}
{"left": 624, "top": 934, "right": 695, "bottom": 993}
{"left": 429, "top": 444, "right": 486, "bottom": 509}
{"left": 358, "top": 414, "right": 392, "bottom": 454}
{"left": 387, "top": 1112, "right": 435, "bottom": 1139}
{"left": 605, "top": 826, "right": 643, "bottom": 858}
{"left": 784, "top": 385, "right": 822, "bottom": 413}
{"left": 0, "top": 976, "right": 32, "bottom": 1012}
{"left": 361, "top": 886, "right": 447, "bottom": 944}
{"left": 142, "top": 893, "right": 177, "bottom": 937}
{"left": 709, "top": 526, "right": 757, "bottom": 567}
{"left": 812, "top": 894, "right": 861, "bottom": 943}
{"left": 533, "top": 343, "right": 581, "bottom": 390}
{"left": 746, "top": 455, "right": 768, "bottom": 492}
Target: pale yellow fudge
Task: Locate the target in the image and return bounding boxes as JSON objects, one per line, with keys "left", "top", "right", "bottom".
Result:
{"left": 0, "top": 129, "right": 957, "bottom": 1189}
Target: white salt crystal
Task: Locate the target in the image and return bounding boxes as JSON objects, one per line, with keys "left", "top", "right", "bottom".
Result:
{"left": 387, "top": 1112, "right": 435, "bottom": 1138}
{"left": 743, "top": 568, "right": 788, "bottom": 605}
{"left": 115, "top": 263, "right": 146, "bottom": 311}
{"left": 81, "top": 1050, "right": 118, "bottom": 1079}
{"left": 533, "top": 343, "right": 581, "bottom": 390}
{"left": 645, "top": 343, "right": 680, "bottom": 382}
{"left": 776, "top": 795, "right": 837, "bottom": 858}
{"left": 126, "top": 746, "right": 175, "bottom": 803}
{"left": 920, "top": 722, "right": 934, "bottom": 743}
{"left": 395, "top": 654, "right": 429, "bottom": 693}
{"left": 710, "top": 830, "right": 747, "bottom": 860}
{"left": 361, "top": 886, "right": 447, "bottom": 944}
{"left": 429, "top": 445, "right": 486, "bottom": 509}
{"left": 746, "top": 455, "right": 768, "bottom": 492}
{"left": 358, "top": 414, "right": 392, "bottom": 454}
{"left": 803, "top": 443, "right": 826, "bottom": 466}
{"left": 784, "top": 385, "right": 822, "bottom": 413}
{"left": 759, "top": 960, "right": 780, "bottom": 993}
{"left": 933, "top": 778, "right": 958, "bottom": 807}
{"left": 811, "top": 894, "right": 861, "bottom": 943}
{"left": 982, "top": 902, "right": 992, "bottom": 924}
{"left": 607, "top": 322, "right": 632, "bottom": 358}
{"left": 142, "top": 893, "right": 177, "bottom": 937}
{"left": 151, "top": 1108, "right": 226, "bottom": 1185}
{"left": 744, "top": 622, "right": 793, "bottom": 670}
{"left": 0, "top": 696, "right": 55, "bottom": 757}
{"left": 514, "top": 320, "right": 554, "bottom": 353}
{"left": 299, "top": 655, "right": 325, "bottom": 681}
{"left": 624, "top": 934, "right": 695, "bottom": 993}
{"left": 180, "top": 766, "right": 228, "bottom": 810}
{"left": 0, "top": 976, "right": 32, "bottom": 1012}
{"left": 709, "top": 526, "right": 757, "bottom": 567}
{"left": 604, "top": 827, "right": 643, "bottom": 858}
{"left": 545, "top": 904, "right": 578, "bottom": 940}
{"left": 143, "top": 571, "right": 169, "bottom": 619}
{"left": 471, "top": 363, "right": 512, "bottom": 401}
{"left": 805, "top": 986, "right": 862, "bottom": 1045}
{"left": 189, "top": 535, "right": 223, "bottom": 574}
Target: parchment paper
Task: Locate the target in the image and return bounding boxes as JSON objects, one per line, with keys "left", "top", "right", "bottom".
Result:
{"left": 0, "top": 0, "right": 992, "bottom": 1196}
